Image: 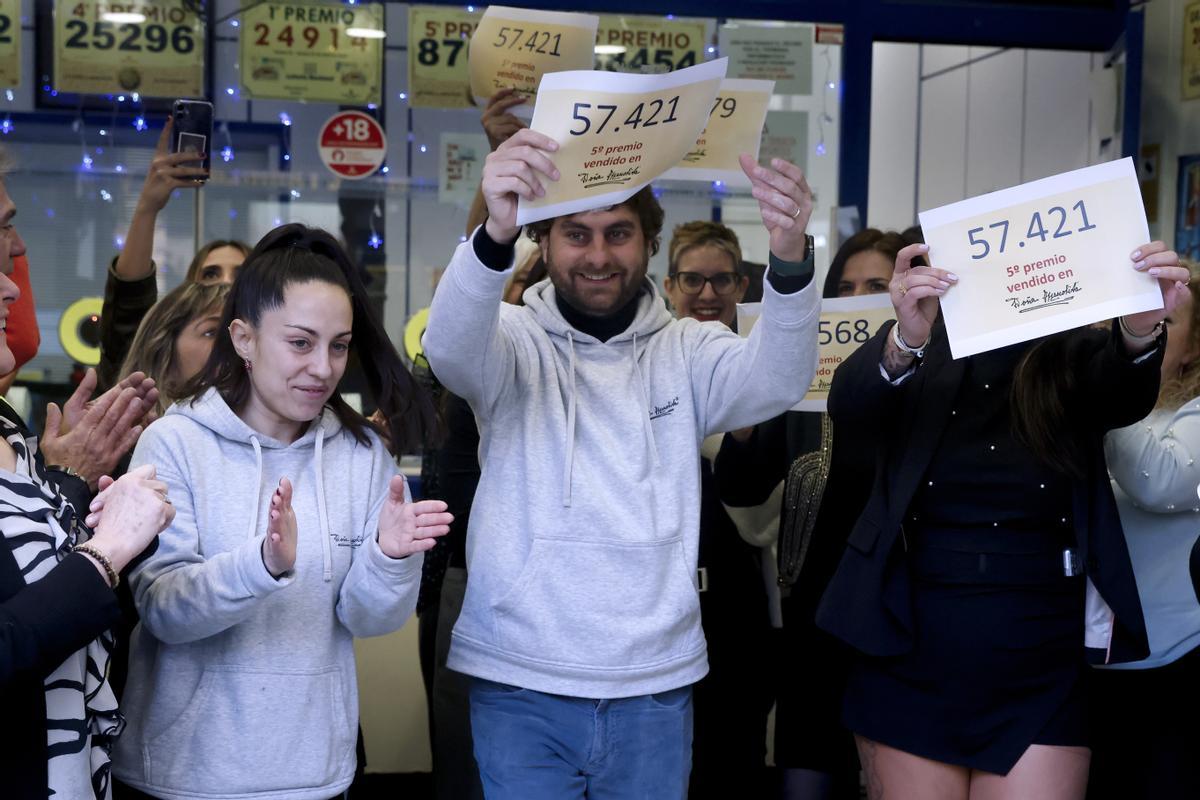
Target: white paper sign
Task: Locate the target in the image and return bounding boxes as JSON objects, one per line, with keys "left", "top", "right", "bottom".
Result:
{"left": 438, "top": 132, "right": 490, "bottom": 206}
{"left": 516, "top": 58, "right": 727, "bottom": 226}
{"left": 660, "top": 78, "right": 773, "bottom": 185}
{"left": 919, "top": 157, "right": 1160, "bottom": 359}
{"left": 737, "top": 293, "right": 893, "bottom": 412}
{"left": 468, "top": 6, "right": 599, "bottom": 120}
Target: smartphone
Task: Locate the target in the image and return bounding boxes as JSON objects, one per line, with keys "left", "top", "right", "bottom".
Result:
{"left": 171, "top": 99, "right": 213, "bottom": 182}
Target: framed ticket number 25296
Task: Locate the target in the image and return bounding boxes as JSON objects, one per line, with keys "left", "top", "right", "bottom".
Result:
{"left": 54, "top": 0, "right": 204, "bottom": 97}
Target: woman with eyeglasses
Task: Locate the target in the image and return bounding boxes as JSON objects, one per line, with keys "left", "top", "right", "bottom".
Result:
{"left": 661, "top": 220, "right": 774, "bottom": 798}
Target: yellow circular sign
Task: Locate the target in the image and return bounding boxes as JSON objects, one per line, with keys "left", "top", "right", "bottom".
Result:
{"left": 404, "top": 307, "right": 430, "bottom": 365}
{"left": 58, "top": 297, "right": 104, "bottom": 365}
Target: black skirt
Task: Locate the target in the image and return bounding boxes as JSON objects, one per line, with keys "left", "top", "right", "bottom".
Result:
{"left": 842, "top": 527, "right": 1088, "bottom": 775}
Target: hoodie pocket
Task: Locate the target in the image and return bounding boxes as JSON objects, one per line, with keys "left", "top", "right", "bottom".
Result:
{"left": 491, "top": 536, "right": 703, "bottom": 669}
{"left": 146, "top": 665, "right": 355, "bottom": 794}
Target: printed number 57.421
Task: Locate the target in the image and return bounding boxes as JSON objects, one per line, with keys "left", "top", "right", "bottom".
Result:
{"left": 967, "top": 200, "right": 1097, "bottom": 260}
{"left": 569, "top": 95, "right": 680, "bottom": 135}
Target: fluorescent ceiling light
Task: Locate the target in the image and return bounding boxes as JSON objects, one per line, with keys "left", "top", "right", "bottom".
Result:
{"left": 594, "top": 45, "right": 626, "bottom": 55}
{"left": 346, "top": 28, "right": 386, "bottom": 39}
{"left": 100, "top": 12, "right": 147, "bottom": 23}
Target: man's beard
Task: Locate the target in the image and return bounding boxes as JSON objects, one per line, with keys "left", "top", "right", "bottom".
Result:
{"left": 549, "top": 261, "right": 647, "bottom": 318}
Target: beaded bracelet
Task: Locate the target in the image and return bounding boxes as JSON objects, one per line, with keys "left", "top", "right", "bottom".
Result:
{"left": 74, "top": 543, "right": 118, "bottom": 589}
{"left": 891, "top": 323, "right": 931, "bottom": 359}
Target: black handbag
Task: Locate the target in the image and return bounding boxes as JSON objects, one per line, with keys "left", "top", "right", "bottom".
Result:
{"left": 777, "top": 413, "right": 832, "bottom": 592}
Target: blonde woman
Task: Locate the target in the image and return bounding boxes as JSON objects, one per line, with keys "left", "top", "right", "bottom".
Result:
{"left": 1090, "top": 260, "right": 1200, "bottom": 799}
{"left": 119, "top": 281, "right": 230, "bottom": 419}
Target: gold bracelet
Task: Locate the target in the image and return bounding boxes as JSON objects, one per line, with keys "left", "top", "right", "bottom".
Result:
{"left": 74, "top": 543, "right": 118, "bottom": 588}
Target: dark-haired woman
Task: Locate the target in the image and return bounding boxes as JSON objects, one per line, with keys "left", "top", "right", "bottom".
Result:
{"left": 715, "top": 228, "right": 904, "bottom": 800}
{"left": 818, "top": 241, "right": 1187, "bottom": 799}
{"left": 97, "top": 119, "right": 250, "bottom": 391}
{"left": 110, "top": 224, "right": 451, "bottom": 800}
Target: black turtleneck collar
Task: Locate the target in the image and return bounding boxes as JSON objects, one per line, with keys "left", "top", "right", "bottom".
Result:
{"left": 555, "top": 290, "right": 641, "bottom": 343}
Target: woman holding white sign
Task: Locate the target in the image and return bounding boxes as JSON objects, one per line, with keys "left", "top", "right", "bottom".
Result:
{"left": 817, "top": 239, "right": 1187, "bottom": 798}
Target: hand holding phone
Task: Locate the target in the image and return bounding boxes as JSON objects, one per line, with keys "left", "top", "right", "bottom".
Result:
{"left": 170, "top": 99, "right": 213, "bottom": 183}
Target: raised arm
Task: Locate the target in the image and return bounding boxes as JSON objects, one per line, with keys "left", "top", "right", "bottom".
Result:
{"left": 692, "top": 156, "right": 821, "bottom": 435}
{"left": 114, "top": 120, "right": 206, "bottom": 282}
{"left": 423, "top": 128, "right": 559, "bottom": 412}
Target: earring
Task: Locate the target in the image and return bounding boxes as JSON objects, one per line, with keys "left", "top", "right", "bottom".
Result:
{"left": 244, "top": 358, "right": 252, "bottom": 372}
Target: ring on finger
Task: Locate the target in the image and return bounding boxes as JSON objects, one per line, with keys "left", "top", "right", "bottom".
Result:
{"left": 899, "top": 281, "right": 908, "bottom": 297}
{"left": 791, "top": 206, "right": 802, "bottom": 219}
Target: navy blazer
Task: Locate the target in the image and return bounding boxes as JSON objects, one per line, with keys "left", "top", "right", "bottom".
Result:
{"left": 816, "top": 319, "right": 1159, "bottom": 665}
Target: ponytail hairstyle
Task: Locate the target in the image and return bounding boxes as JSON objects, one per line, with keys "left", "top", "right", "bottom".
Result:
{"left": 179, "top": 223, "right": 437, "bottom": 453}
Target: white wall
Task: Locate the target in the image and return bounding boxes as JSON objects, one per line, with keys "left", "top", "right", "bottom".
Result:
{"left": 1140, "top": 0, "right": 1200, "bottom": 245}
{"left": 867, "top": 42, "right": 1106, "bottom": 232}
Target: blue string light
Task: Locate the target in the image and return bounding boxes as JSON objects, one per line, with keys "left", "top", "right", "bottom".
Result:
{"left": 133, "top": 116, "right": 147, "bottom": 131}
{"left": 368, "top": 232, "right": 383, "bottom": 249}
{"left": 0, "top": 118, "right": 12, "bottom": 135}
{"left": 81, "top": 154, "right": 93, "bottom": 169}
{"left": 221, "top": 145, "right": 234, "bottom": 162}
{"left": 279, "top": 112, "right": 292, "bottom": 126}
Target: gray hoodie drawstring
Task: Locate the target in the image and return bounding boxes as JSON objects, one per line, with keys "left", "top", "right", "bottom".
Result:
{"left": 562, "top": 331, "right": 578, "bottom": 507}
{"left": 246, "top": 436, "right": 264, "bottom": 541}
{"left": 630, "top": 332, "right": 661, "bottom": 470}
{"left": 314, "top": 426, "right": 333, "bottom": 582}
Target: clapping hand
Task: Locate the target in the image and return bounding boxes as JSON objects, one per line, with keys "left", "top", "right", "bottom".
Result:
{"left": 262, "top": 478, "right": 297, "bottom": 578}
{"left": 377, "top": 475, "right": 453, "bottom": 559}
{"left": 41, "top": 369, "right": 159, "bottom": 490}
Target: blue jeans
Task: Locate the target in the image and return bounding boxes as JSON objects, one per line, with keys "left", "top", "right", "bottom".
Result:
{"left": 469, "top": 678, "right": 693, "bottom": 799}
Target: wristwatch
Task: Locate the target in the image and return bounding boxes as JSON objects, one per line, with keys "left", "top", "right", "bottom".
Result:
{"left": 46, "top": 464, "right": 88, "bottom": 485}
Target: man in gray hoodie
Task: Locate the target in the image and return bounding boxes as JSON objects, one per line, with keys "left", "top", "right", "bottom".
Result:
{"left": 422, "top": 127, "right": 821, "bottom": 798}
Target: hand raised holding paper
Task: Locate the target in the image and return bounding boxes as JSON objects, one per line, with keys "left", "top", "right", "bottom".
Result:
{"left": 739, "top": 154, "right": 813, "bottom": 263}
{"left": 481, "top": 128, "right": 560, "bottom": 244}
{"left": 482, "top": 88, "right": 528, "bottom": 152}
{"left": 1121, "top": 241, "right": 1189, "bottom": 345}
{"left": 888, "top": 243, "right": 959, "bottom": 353}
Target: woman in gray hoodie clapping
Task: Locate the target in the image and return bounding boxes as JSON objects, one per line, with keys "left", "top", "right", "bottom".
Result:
{"left": 109, "top": 224, "right": 451, "bottom": 800}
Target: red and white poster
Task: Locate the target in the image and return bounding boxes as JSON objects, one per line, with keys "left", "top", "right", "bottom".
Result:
{"left": 318, "top": 110, "right": 386, "bottom": 179}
